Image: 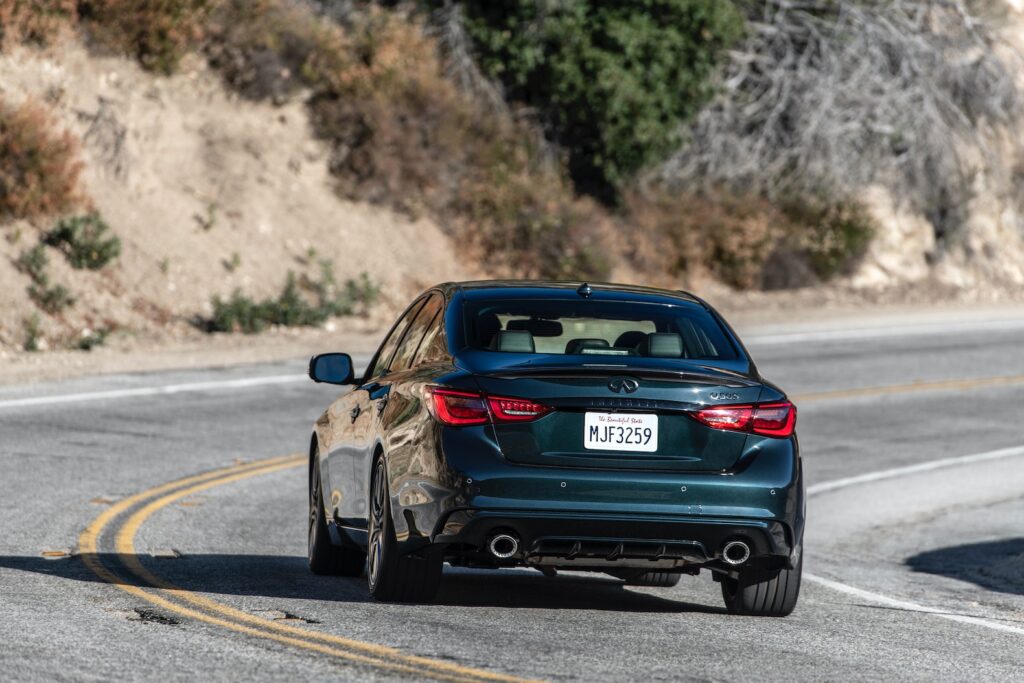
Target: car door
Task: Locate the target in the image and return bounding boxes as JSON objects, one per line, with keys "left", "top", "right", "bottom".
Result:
{"left": 350, "top": 293, "right": 444, "bottom": 526}
{"left": 325, "top": 296, "right": 426, "bottom": 528}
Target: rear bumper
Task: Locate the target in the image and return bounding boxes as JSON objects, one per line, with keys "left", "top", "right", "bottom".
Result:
{"left": 390, "top": 426, "right": 804, "bottom": 570}
{"left": 434, "top": 508, "right": 793, "bottom": 569}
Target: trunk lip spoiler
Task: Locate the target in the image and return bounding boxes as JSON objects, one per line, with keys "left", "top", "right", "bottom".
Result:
{"left": 475, "top": 364, "right": 759, "bottom": 388}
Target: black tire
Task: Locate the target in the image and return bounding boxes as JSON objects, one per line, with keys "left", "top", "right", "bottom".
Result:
{"left": 367, "top": 457, "right": 442, "bottom": 603}
{"left": 721, "top": 551, "right": 802, "bottom": 617}
{"left": 625, "top": 571, "right": 682, "bottom": 588}
{"left": 309, "top": 453, "right": 365, "bottom": 576}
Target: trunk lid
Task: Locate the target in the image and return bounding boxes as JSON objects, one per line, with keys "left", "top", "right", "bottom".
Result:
{"left": 471, "top": 361, "right": 763, "bottom": 472}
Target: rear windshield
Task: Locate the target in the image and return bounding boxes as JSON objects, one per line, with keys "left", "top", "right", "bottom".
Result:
{"left": 463, "top": 298, "right": 740, "bottom": 360}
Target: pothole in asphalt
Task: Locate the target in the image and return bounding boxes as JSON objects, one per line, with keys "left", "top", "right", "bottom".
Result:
{"left": 111, "top": 608, "right": 180, "bottom": 626}
{"left": 254, "top": 609, "right": 322, "bottom": 624}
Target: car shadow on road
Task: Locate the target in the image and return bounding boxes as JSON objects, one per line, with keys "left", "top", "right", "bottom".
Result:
{"left": 0, "top": 553, "right": 724, "bottom": 614}
{"left": 906, "top": 537, "right": 1024, "bottom": 596}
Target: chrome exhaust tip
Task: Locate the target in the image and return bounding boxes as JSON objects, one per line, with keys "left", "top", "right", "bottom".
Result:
{"left": 487, "top": 533, "right": 519, "bottom": 559}
{"left": 722, "top": 540, "right": 751, "bottom": 566}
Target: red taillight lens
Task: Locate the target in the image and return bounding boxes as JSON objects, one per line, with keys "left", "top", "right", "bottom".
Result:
{"left": 429, "top": 388, "right": 489, "bottom": 426}
{"left": 693, "top": 405, "right": 753, "bottom": 431}
{"left": 692, "top": 401, "right": 796, "bottom": 438}
{"left": 488, "top": 396, "right": 552, "bottom": 422}
{"left": 429, "top": 388, "right": 552, "bottom": 426}
{"left": 751, "top": 401, "right": 796, "bottom": 437}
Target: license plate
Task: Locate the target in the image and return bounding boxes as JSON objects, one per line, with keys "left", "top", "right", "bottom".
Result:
{"left": 584, "top": 412, "right": 658, "bottom": 452}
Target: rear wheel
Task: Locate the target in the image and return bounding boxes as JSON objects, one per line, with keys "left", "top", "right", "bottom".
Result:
{"left": 308, "top": 455, "right": 365, "bottom": 576}
{"left": 721, "top": 551, "right": 802, "bottom": 617}
{"left": 367, "top": 457, "right": 442, "bottom": 603}
{"left": 625, "top": 571, "right": 682, "bottom": 588}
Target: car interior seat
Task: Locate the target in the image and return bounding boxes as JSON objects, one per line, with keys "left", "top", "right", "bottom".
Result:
{"left": 489, "top": 330, "right": 536, "bottom": 353}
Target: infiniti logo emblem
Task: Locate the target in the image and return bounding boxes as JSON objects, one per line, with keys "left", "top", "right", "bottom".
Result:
{"left": 608, "top": 377, "right": 640, "bottom": 394}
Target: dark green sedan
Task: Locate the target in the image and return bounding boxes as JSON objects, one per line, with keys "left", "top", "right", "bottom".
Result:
{"left": 307, "top": 281, "right": 804, "bottom": 616}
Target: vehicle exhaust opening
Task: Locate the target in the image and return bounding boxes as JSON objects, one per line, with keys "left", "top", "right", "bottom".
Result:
{"left": 722, "top": 540, "right": 751, "bottom": 566}
{"left": 487, "top": 533, "right": 520, "bottom": 559}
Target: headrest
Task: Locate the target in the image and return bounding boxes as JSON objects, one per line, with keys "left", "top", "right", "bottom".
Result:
{"left": 477, "top": 312, "right": 501, "bottom": 347}
{"left": 613, "top": 331, "right": 648, "bottom": 349}
{"left": 643, "top": 333, "right": 683, "bottom": 358}
{"left": 490, "top": 330, "right": 535, "bottom": 353}
{"left": 506, "top": 318, "right": 564, "bottom": 337}
{"left": 564, "top": 338, "right": 610, "bottom": 355}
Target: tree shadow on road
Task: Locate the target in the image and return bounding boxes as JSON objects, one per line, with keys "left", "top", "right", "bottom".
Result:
{"left": 906, "top": 537, "right": 1024, "bottom": 596}
{"left": 0, "top": 553, "right": 724, "bottom": 614}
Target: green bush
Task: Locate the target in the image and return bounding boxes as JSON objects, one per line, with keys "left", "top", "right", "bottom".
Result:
{"left": 17, "top": 243, "right": 77, "bottom": 314}
{"left": 22, "top": 313, "right": 43, "bottom": 352}
{"left": 16, "top": 244, "right": 48, "bottom": 282}
{"left": 77, "top": 327, "right": 110, "bottom": 351}
{"left": 455, "top": 0, "right": 744, "bottom": 201}
{"left": 29, "top": 281, "right": 75, "bottom": 314}
{"left": 206, "top": 268, "right": 380, "bottom": 334}
{"left": 45, "top": 213, "right": 122, "bottom": 270}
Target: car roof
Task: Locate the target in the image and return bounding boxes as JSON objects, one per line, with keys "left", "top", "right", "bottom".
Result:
{"left": 433, "top": 280, "right": 706, "bottom": 308}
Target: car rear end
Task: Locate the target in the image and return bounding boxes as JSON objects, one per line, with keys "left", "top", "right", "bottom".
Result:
{"left": 426, "top": 284, "right": 803, "bottom": 577}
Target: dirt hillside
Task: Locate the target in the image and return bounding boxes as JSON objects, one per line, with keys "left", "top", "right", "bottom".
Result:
{"left": 0, "top": 38, "right": 477, "bottom": 354}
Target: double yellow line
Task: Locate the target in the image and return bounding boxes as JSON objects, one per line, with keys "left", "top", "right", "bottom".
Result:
{"left": 78, "top": 455, "right": 535, "bottom": 683}
{"left": 792, "top": 373, "right": 1024, "bottom": 404}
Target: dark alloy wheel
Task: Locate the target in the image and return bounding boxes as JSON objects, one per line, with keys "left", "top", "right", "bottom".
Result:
{"left": 308, "top": 450, "right": 365, "bottom": 576}
{"left": 367, "top": 457, "right": 442, "bottom": 603}
{"left": 721, "top": 548, "right": 802, "bottom": 617}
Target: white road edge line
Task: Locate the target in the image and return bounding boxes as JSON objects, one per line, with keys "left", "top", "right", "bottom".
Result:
{"left": 803, "top": 574, "right": 1024, "bottom": 636}
{"left": 0, "top": 374, "right": 306, "bottom": 409}
{"left": 807, "top": 443, "right": 1024, "bottom": 636}
{"left": 744, "top": 318, "right": 1024, "bottom": 345}
{"left": 806, "top": 445, "right": 1024, "bottom": 496}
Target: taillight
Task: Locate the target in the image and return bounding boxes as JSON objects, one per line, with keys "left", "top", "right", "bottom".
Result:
{"left": 428, "top": 388, "right": 551, "bottom": 426}
{"left": 487, "top": 396, "right": 552, "bottom": 422}
{"left": 429, "top": 388, "right": 489, "bottom": 426}
{"left": 751, "top": 402, "right": 797, "bottom": 437}
{"left": 692, "top": 405, "right": 753, "bottom": 431}
{"left": 692, "top": 401, "right": 796, "bottom": 438}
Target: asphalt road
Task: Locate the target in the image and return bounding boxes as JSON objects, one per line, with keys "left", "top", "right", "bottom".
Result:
{"left": 2, "top": 314, "right": 1024, "bottom": 681}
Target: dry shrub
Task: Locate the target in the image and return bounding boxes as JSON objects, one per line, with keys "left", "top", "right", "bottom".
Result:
{"left": 206, "top": 0, "right": 339, "bottom": 101}
{"left": 78, "top": 0, "right": 214, "bottom": 73}
{"left": 307, "top": 10, "right": 478, "bottom": 211}
{"left": 660, "top": 0, "right": 1021, "bottom": 242}
{"left": 627, "top": 189, "right": 874, "bottom": 290}
{"left": 628, "top": 191, "right": 782, "bottom": 289}
{"left": 0, "top": 98, "right": 84, "bottom": 220}
{"left": 209, "top": 2, "right": 613, "bottom": 279}
{"left": 0, "top": 0, "right": 76, "bottom": 49}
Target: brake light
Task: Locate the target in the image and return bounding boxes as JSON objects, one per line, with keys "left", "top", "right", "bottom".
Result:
{"left": 692, "top": 405, "right": 753, "bottom": 431}
{"left": 428, "top": 388, "right": 552, "bottom": 426}
{"left": 488, "top": 396, "right": 552, "bottom": 422}
{"left": 751, "top": 402, "right": 797, "bottom": 437}
{"left": 693, "top": 401, "right": 796, "bottom": 438}
{"left": 429, "top": 388, "right": 489, "bottom": 426}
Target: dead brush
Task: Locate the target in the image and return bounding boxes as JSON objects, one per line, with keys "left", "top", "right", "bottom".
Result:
{"left": 77, "top": 0, "right": 214, "bottom": 73}
{"left": 0, "top": 0, "right": 77, "bottom": 49}
{"left": 0, "top": 98, "right": 84, "bottom": 221}
{"left": 658, "top": 0, "right": 1023, "bottom": 241}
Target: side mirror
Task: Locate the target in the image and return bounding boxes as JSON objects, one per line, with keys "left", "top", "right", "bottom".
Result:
{"left": 308, "top": 353, "right": 354, "bottom": 385}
